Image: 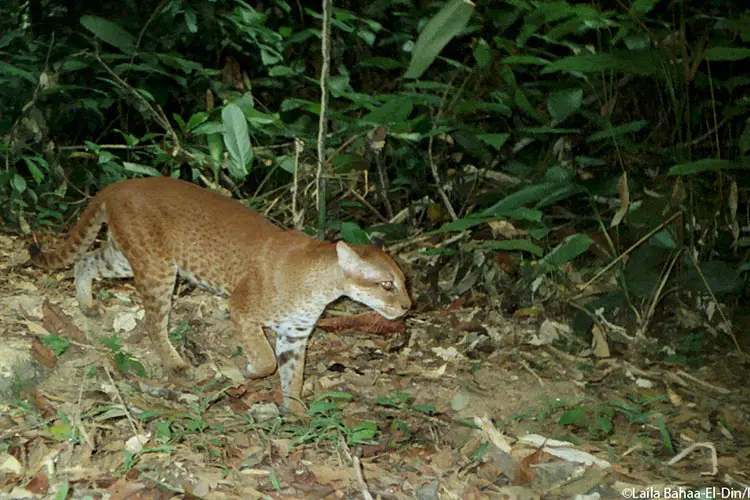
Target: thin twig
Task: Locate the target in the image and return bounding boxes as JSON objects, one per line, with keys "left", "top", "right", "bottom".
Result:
{"left": 104, "top": 366, "right": 143, "bottom": 438}
{"left": 353, "top": 455, "right": 373, "bottom": 500}
{"left": 292, "top": 137, "right": 304, "bottom": 230}
{"left": 686, "top": 250, "right": 741, "bottom": 353}
{"left": 427, "top": 81, "right": 458, "bottom": 222}
{"left": 572, "top": 211, "right": 683, "bottom": 299}
{"left": 315, "top": 0, "right": 333, "bottom": 239}
{"left": 348, "top": 188, "right": 388, "bottom": 223}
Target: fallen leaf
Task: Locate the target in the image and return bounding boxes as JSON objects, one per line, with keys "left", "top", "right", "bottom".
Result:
{"left": 515, "top": 447, "right": 542, "bottom": 484}
{"left": 30, "top": 337, "right": 57, "bottom": 369}
{"left": 25, "top": 472, "right": 49, "bottom": 494}
{"left": 41, "top": 300, "right": 86, "bottom": 342}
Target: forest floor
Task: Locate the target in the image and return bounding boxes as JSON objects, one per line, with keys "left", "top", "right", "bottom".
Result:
{"left": 1, "top": 232, "right": 749, "bottom": 499}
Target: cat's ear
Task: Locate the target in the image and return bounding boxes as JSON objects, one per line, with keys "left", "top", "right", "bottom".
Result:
{"left": 336, "top": 241, "right": 382, "bottom": 281}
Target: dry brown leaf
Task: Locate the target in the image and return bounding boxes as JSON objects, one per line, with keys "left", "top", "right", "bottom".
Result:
{"left": 25, "top": 471, "right": 49, "bottom": 494}
{"left": 41, "top": 300, "right": 86, "bottom": 342}
{"left": 610, "top": 172, "right": 629, "bottom": 228}
{"left": 31, "top": 389, "right": 57, "bottom": 419}
{"left": 515, "top": 447, "right": 542, "bottom": 484}
{"left": 317, "top": 312, "right": 405, "bottom": 335}
{"left": 30, "top": 337, "right": 56, "bottom": 369}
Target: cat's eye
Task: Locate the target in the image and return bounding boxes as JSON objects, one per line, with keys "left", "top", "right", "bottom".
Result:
{"left": 380, "top": 281, "right": 394, "bottom": 291}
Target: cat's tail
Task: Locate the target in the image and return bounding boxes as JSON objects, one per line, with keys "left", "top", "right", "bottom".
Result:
{"left": 29, "top": 196, "right": 107, "bottom": 269}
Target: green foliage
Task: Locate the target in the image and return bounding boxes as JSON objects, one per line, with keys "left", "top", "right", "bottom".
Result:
{"left": 41, "top": 335, "right": 71, "bottom": 356}
{"left": 1, "top": 0, "right": 747, "bottom": 330}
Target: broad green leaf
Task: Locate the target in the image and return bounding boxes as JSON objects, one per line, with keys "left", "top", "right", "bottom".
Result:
{"left": 474, "top": 38, "right": 491, "bottom": 68}
{"left": 541, "top": 234, "right": 594, "bottom": 268}
{"left": 630, "top": 0, "right": 659, "bottom": 14}
{"left": 359, "top": 57, "right": 405, "bottom": 69}
{"left": 430, "top": 215, "right": 492, "bottom": 234}
{"left": 222, "top": 103, "right": 253, "bottom": 180}
{"left": 123, "top": 162, "right": 161, "bottom": 177}
{"left": 192, "top": 122, "right": 224, "bottom": 135}
{"left": 478, "top": 133, "right": 510, "bottom": 150}
{"left": 469, "top": 239, "right": 544, "bottom": 256}
{"left": 482, "top": 182, "right": 562, "bottom": 216}
{"left": 361, "top": 96, "right": 414, "bottom": 125}
{"left": 514, "top": 87, "right": 545, "bottom": 122}
{"left": 547, "top": 88, "right": 583, "bottom": 121}
{"left": 741, "top": 121, "right": 750, "bottom": 154}
{"left": 12, "top": 174, "right": 26, "bottom": 193}
{"left": 705, "top": 47, "right": 750, "bottom": 62}
{"left": 588, "top": 120, "right": 648, "bottom": 142}
{"left": 405, "top": 0, "right": 475, "bottom": 79}
{"left": 54, "top": 482, "right": 70, "bottom": 500}
{"left": 542, "top": 51, "right": 659, "bottom": 75}
{"left": 340, "top": 222, "right": 370, "bottom": 245}
{"left": 668, "top": 159, "right": 741, "bottom": 175}
{"left": 501, "top": 55, "right": 550, "bottom": 65}
{"left": 22, "top": 157, "right": 45, "bottom": 184}
{"left": 243, "top": 107, "right": 278, "bottom": 126}
{"left": 80, "top": 15, "right": 135, "bottom": 54}
{"left": 348, "top": 421, "right": 378, "bottom": 444}
{"left": 558, "top": 407, "right": 587, "bottom": 425}
{"left": 0, "top": 61, "right": 36, "bottom": 83}
{"left": 186, "top": 112, "right": 208, "bottom": 131}
{"left": 207, "top": 133, "right": 224, "bottom": 164}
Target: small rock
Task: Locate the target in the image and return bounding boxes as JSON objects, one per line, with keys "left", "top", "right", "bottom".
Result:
{"left": 417, "top": 480, "right": 439, "bottom": 500}
{"left": 248, "top": 402, "right": 280, "bottom": 422}
{"left": 113, "top": 312, "right": 138, "bottom": 332}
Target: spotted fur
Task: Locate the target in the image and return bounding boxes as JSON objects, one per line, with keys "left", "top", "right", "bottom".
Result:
{"left": 30, "top": 177, "right": 412, "bottom": 412}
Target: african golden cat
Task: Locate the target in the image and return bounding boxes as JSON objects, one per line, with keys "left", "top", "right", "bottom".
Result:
{"left": 30, "top": 177, "right": 411, "bottom": 412}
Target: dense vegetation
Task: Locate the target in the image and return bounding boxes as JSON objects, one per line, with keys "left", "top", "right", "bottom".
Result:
{"left": 2, "top": 0, "right": 748, "bottom": 345}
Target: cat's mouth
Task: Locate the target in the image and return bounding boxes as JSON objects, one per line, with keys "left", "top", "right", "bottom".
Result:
{"left": 378, "top": 304, "right": 410, "bottom": 320}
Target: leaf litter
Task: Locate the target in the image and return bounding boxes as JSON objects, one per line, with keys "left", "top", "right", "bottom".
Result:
{"left": 0, "top": 234, "right": 749, "bottom": 498}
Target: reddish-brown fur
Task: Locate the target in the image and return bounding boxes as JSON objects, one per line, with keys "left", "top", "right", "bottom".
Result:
{"left": 30, "top": 177, "right": 411, "bottom": 412}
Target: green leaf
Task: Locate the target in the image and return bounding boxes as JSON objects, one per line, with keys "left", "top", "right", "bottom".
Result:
{"left": 558, "top": 407, "right": 587, "bottom": 425}
{"left": 543, "top": 51, "right": 659, "bottom": 76}
{"left": 482, "top": 182, "right": 563, "bottom": 216}
{"left": 541, "top": 234, "right": 594, "bottom": 268}
{"left": 705, "top": 47, "right": 750, "bottom": 62}
{"left": 99, "top": 335, "right": 121, "bottom": 352}
{"left": 587, "top": 120, "right": 648, "bottom": 142}
{"left": 411, "top": 404, "right": 436, "bottom": 415}
{"left": 123, "top": 162, "right": 161, "bottom": 177}
{"left": 348, "top": 421, "right": 378, "bottom": 444}
{"left": 469, "top": 239, "right": 544, "bottom": 256}
{"left": 547, "top": 88, "right": 583, "bottom": 121}
{"left": 405, "top": 0, "right": 475, "bottom": 79}
{"left": 54, "top": 482, "right": 70, "bottom": 500}
{"left": 186, "top": 112, "right": 208, "bottom": 131}
{"left": 0, "top": 61, "right": 36, "bottom": 83}
{"left": 41, "top": 335, "right": 71, "bottom": 356}
{"left": 668, "top": 159, "right": 742, "bottom": 176}
{"left": 473, "top": 38, "right": 490, "bottom": 68}
{"left": 12, "top": 173, "right": 26, "bottom": 193}
{"left": 361, "top": 96, "right": 414, "bottom": 125}
{"left": 22, "top": 157, "right": 45, "bottom": 184}
{"left": 359, "top": 57, "right": 405, "bottom": 70}
{"left": 501, "top": 55, "right": 549, "bottom": 65}
{"left": 478, "top": 133, "right": 510, "bottom": 150}
{"left": 222, "top": 103, "right": 253, "bottom": 180}
{"left": 80, "top": 15, "right": 136, "bottom": 54}
{"left": 739, "top": 122, "right": 750, "bottom": 154}
{"left": 192, "top": 122, "right": 224, "bottom": 135}
{"left": 630, "top": 0, "right": 658, "bottom": 14}
{"left": 340, "top": 222, "right": 370, "bottom": 245}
